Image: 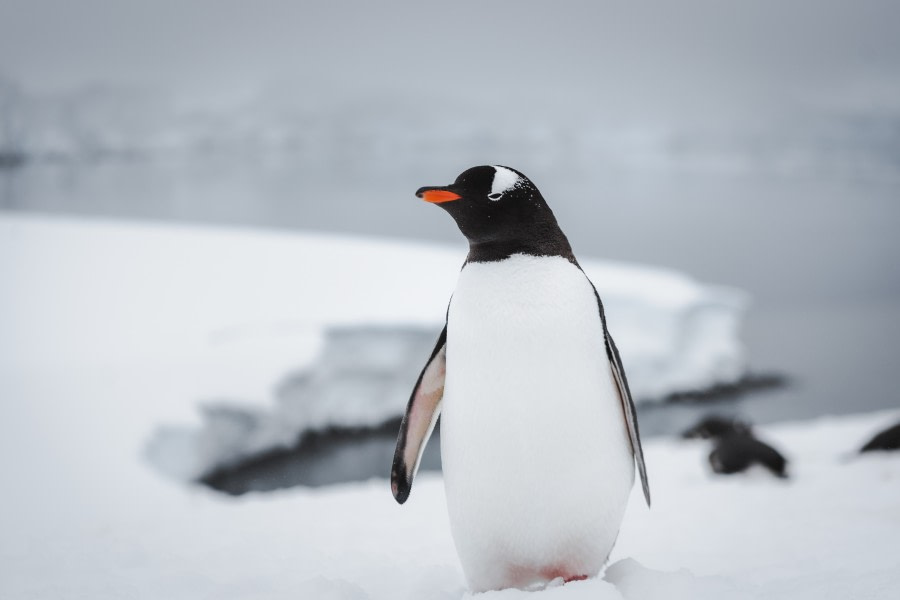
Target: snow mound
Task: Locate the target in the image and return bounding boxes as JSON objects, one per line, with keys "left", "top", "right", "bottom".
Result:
{"left": 1, "top": 214, "right": 746, "bottom": 395}
{"left": 1, "top": 214, "right": 747, "bottom": 480}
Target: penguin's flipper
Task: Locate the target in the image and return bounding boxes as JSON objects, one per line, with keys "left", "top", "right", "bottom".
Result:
{"left": 589, "top": 284, "right": 651, "bottom": 507}
{"left": 391, "top": 325, "right": 447, "bottom": 504}
{"left": 606, "top": 330, "right": 651, "bottom": 506}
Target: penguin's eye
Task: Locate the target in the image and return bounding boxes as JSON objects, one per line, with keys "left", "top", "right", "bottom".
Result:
{"left": 487, "top": 192, "right": 503, "bottom": 201}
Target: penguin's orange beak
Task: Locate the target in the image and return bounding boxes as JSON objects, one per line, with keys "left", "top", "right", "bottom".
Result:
{"left": 416, "top": 187, "right": 461, "bottom": 203}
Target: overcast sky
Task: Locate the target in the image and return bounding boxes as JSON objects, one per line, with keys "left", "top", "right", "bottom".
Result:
{"left": 1, "top": 1, "right": 898, "bottom": 307}
{"left": 2, "top": 0, "right": 899, "bottom": 123}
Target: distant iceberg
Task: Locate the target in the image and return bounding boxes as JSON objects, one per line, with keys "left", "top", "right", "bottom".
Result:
{"left": 2, "top": 78, "right": 898, "bottom": 180}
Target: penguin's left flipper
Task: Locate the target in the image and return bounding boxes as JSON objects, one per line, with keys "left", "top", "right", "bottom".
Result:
{"left": 391, "top": 324, "right": 447, "bottom": 504}
{"left": 590, "top": 284, "right": 651, "bottom": 507}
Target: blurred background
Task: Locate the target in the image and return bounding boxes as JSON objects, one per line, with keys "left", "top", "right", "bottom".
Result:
{"left": 2, "top": 0, "right": 899, "bottom": 492}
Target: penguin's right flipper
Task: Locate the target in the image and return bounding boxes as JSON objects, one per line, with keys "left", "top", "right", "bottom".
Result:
{"left": 391, "top": 324, "right": 447, "bottom": 504}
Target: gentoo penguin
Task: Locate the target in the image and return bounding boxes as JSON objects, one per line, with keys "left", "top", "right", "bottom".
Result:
{"left": 707, "top": 433, "right": 789, "bottom": 478}
{"left": 860, "top": 420, "right": 900, "bottom": 453}
{"left": 683, "top": 415, "right": 789, "bottom": 478}
{"left": 390, "top": 165, "right": 650, "bottom": 592}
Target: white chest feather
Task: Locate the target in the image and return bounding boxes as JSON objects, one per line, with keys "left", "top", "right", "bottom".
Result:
{"left": 441, "top": 254, "right": 634, "bottom": 592}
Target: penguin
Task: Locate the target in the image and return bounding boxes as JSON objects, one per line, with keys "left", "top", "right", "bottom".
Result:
{"left": 859, "top": 420, "right": 900, "bottom": 453}
{"left": 707, "top": 433, "right": 789, "bottom": 478}
{"left": 682, "top": 414, "right": 788, "bottom": 478}
{"left": 390, "top": 165, "right": 650, "bottom": 592}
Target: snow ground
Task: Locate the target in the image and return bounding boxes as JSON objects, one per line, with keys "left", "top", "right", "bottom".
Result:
{"left": 1, "top": 364, "right": 898, "bottom": 599}
{"left": 1, "top": 214, "right": 898, "bottom": 598}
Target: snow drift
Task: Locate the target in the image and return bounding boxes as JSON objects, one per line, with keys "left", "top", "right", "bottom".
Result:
{"left": 1, "top": 214, "right": 747, "bottom": 482}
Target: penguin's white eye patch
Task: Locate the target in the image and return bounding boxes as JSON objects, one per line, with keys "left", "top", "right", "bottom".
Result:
{"left": 490, "top": 166, "right": 520, "bottom": 196}
{"left": 487, "top": 192, "right": 503, "bottom": 201}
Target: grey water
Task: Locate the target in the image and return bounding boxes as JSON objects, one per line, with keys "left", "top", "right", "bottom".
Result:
{"left": 3, "top": 157, "right": 899, "bottom": 493}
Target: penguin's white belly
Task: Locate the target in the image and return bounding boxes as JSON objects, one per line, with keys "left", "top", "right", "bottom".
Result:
{"left": 441, "top": 254, "right": 634, "bottom": 592}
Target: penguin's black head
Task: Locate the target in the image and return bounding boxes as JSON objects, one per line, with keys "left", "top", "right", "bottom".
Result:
{"left": 415, "top": 165, "right": 574, "bottom": 263}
